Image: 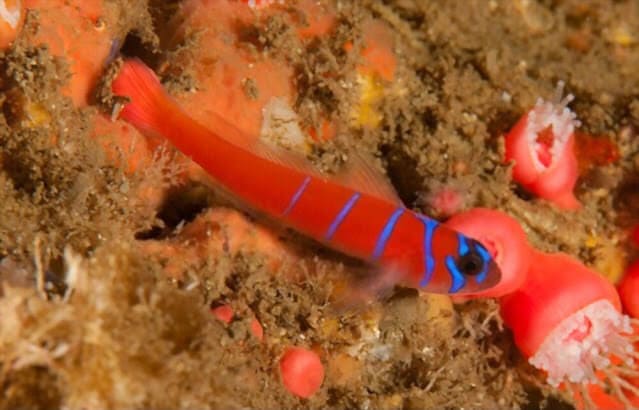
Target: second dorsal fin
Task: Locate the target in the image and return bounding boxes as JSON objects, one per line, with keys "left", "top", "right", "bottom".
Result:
{"left": 334, "top": 151, "right": 403, "bottom": 205}
{"left": 250, "top": 135, "right": 403, "bottom": 205}
{"left": 177, "top": 92, "right": 404, "bottom": 205}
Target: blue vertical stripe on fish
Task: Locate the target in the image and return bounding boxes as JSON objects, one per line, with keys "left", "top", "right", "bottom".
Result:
{"left": 458, "top": 235, "right": 469, "bottom": 257}
{"left": 325, "top": 193, "right": 361, "bottom": 240}
{"left": 283, "top": 176, "right": 312, "bottom": 216}
{"left": 473, "top": 244, "right": 491, "bottom": 284}
{"left": 416, "top": 214, "right": 438, "bottom": 287}
{"left": 371, "top": 207, "right": 405, "bottom": 260}
{"left": 445, "top": 254, "right": 466, "bottom": 293}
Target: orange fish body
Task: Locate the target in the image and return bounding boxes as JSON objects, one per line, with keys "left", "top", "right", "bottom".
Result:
{"left": 112, "top": 59, "right": 501, "bottom": 295}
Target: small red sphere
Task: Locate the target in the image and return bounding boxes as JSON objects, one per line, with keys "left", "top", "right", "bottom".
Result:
{"left": 250, "top": 318, "right": 264, "bottom": 340}
{"left": 427, "top": 186, "right": 464, "bottom": 218}
{"left": 279, "top": 346, "right": 324, "bottom": 398}
{"left": 211, "top": 304, "right": 234, "bottom": 324}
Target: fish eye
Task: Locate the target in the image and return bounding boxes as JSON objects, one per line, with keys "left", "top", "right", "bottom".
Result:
{"left": 456, "top": 251, "right": 484, "bottom": 276}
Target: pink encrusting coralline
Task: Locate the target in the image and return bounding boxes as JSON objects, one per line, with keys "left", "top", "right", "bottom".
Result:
{"left": 500, "top": 250, "right": 639, "bottom": 407}
{"left": 163, "top": 0, "right": 296, "bottom": 140}
{"left": 23, "top": 0, "right": 118, "bottom": 106}
{"left": 91, "top": 114, "right": 159, "bottom": 175}
{"left": 90, "top": 113, "right": 168, "bottom": 210}
{"left": 138, "top": 208, "right": 299, "bottom": 281}
{"left": 162, "top": 0, "right": 395, "bottom": 150}
{"left": 504, "top": 82, "right": 581, "bottom": 209}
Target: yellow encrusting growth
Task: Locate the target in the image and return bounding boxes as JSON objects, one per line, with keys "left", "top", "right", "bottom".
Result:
{"left": 605, "top": 24, "right": 636, "bottom": 46}
{"left": 584, "top": 235, "right": 598, "bottom": 248}
{"left": 319, "top": 317, "right": 340, "bottom": 339}
{"left": 584, "top": 236, "right": 626, "bottom": 284}
{"left": 351, "top": 73, "right": 385, "bottom": 128}
{"left": 593, "top": 243, "right": 626, "bottom": 284}
{"left": 4, "top": 89, "right": 52, "bottom": 128}
{"left": 23, "top": 100, "right": 52, "bottom": 128}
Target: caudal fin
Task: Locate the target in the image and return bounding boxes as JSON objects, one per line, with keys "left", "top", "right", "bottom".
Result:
{"left": 111, "top": 59, "right": 175, "bottom": 138}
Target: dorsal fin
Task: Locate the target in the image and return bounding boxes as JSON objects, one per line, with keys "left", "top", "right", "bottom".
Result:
{"left": 335, "top": 151, "right": 403, "bottom": 204}
{"left": 206, "top": 106, "right": 403, "bottom": 205}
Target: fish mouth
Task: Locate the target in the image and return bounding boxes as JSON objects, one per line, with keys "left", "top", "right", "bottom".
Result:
{"left": 484, "top": 260, "right": 502, "bottom": 287}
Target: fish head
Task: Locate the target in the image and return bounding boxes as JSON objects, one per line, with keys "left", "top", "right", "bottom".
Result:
{"left": 413, "top": 220, "right": 501, "bottom": 294}
{"left": 443, "top": 236, "right": 501, "bottom": 294}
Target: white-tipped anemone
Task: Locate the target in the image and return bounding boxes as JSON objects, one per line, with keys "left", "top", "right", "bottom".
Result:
{"left": 524, "top": 81, "right": 580, "bottom": 172}
{"left": 530, "top": 300, "right": 635, "bottom": 388}
{"left": 0, "top": 0, "right": 21, "bottom": 29}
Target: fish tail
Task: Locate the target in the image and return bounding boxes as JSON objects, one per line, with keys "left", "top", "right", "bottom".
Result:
{"left": 111, "top": 59, "right": 175, "bottom": 138}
